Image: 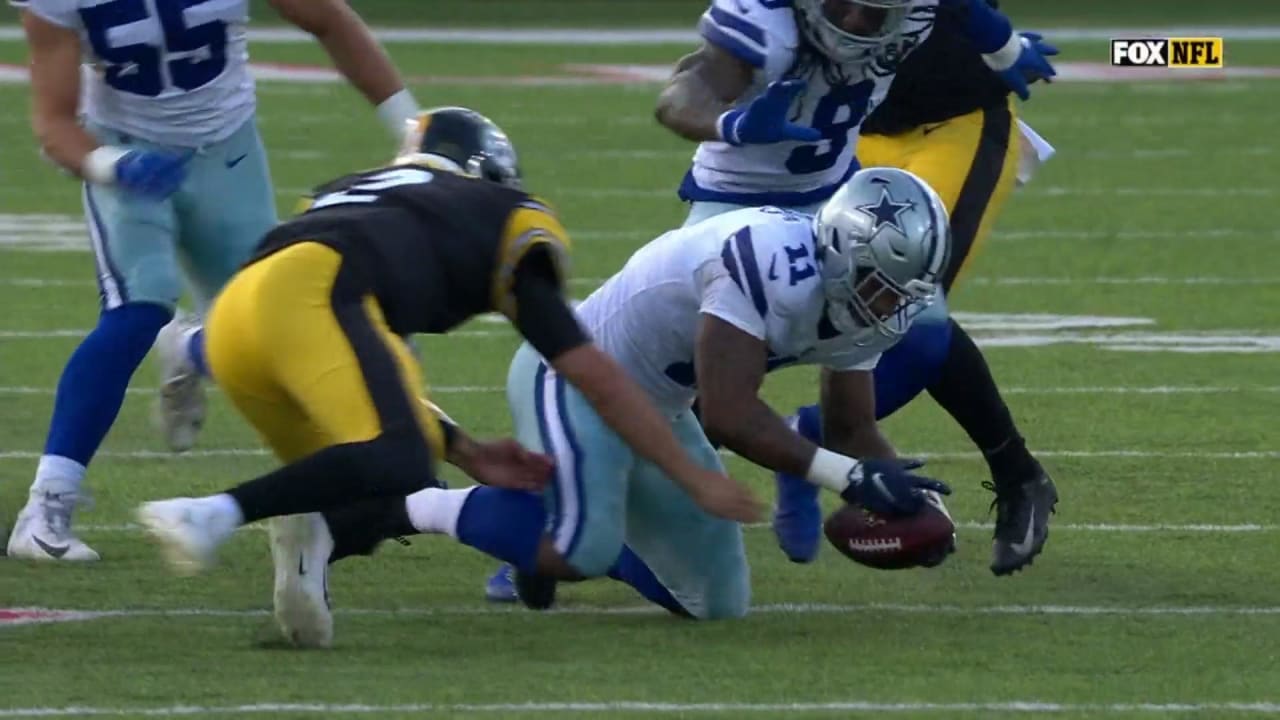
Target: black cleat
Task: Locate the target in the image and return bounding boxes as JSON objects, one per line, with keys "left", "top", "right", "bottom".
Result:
{"left": 983, "top": 462, "right": 1058, "bottom": 576}
{"left": 514, "top": 570, "right": 558, "bottom": 611}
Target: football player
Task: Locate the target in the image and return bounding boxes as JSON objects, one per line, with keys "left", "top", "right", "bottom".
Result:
{"left": 135, "top": 108, "right": 763, "bottom": 646}
{"left": 776, "top": 0, "right": 1060, "bottom": 576}
{"left": 485, "top": 0, "right": 1059, "bottom": 600}
{"left": 7, "top": 0, "right": 424, "bottom": 562}
{"left": 286, "top": 166, "right": 955, "bottom": 641}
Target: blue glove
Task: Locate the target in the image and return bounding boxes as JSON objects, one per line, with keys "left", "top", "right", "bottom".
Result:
{"left": 718, "top": 79, "right": 822, "bottom": 146}
{"left": 999, "top": 32, "right": 1059, "bottom": 101}
{"left": 839, "top": 458, "right": 952, "bottom": 517}
{"left": 115, "top": 150, "right": 191, "bottom": 200}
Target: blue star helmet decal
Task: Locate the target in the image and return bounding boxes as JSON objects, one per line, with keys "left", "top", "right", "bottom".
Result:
{"left": 855, "top": 181, "right": 915, "bottom": 235}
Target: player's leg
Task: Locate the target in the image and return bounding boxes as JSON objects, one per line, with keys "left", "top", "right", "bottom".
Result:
{"left": 137, "top": 243, "right": 447, "bottom": 573}
{"left": 155, "top": 117, "right": 279, "bottom": 452}
{"left": 8, "top": 144, "right": 182, "bottom": 561}
{"left": 621, "top": 410, "right": 749, "bottom": 619}
{"left": 892, "top": 102, "right": 1057, "bottom": 574}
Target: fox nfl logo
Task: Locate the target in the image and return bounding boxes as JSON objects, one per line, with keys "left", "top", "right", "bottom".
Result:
{"left": 1111, "top": 38, "right": 1224, "bottom": 68}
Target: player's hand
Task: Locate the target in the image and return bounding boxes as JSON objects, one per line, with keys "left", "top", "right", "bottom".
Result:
{"left": 999, "top": 32, "right": 1059, "bottom": 101}
{"left": 115, "top": 150, "right": 192, "bottom": 200}
{"left": 684, "top": 468, "right": 766, "bottom": 523}
{"left": 718, "top": 79, "right": 822, "bottom": 146}
{"left": 839, "top": 458, "right": 952, "bottom": 517}
{"left": 461, "top": 438, "right": 554, "bottom": 492}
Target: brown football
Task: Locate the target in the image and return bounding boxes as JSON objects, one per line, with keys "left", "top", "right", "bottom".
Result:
{"left": 823, "top": 500, "right": 956, "bottom": 570}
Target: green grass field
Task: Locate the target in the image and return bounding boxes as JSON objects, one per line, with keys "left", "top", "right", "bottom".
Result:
{"left": 3, "top": 8, "right": 1280, "bottom": 720}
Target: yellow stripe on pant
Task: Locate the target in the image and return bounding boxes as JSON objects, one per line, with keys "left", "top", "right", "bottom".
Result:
{"left": 856, "top": 97, "right": 1020, "bottom": 291}
{"left": 204, "top": 241, "right": 446, "bottom": 465}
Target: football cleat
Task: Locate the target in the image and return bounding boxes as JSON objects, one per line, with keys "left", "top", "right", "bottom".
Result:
{"left": 6, "top": 491, "right": 100, "bottom": 562}
{"left": 135, "top": 497, "right": 237, "bottom": 575}
{"left": 772, "top": 410, "right": 823, "bottom": 563}
{"left": 153, "top": 311, "right": 206, "bottom": 453}
{"left": 485, "top": 563, "right": 519, "bottom": 603}
{"left": 985, "top": 461, "right": 1058, "bottom": 576}
{"left": 269, "top": 513, "right": 335, "bottom": 649}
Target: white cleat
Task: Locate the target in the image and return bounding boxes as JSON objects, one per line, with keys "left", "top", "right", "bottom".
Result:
{"left": 6, "top": 492, "right": 100, "bottom": 562}
{"left": 269, "top": 513, "right": 335, "bottom": 649}
{"left": 153, "top": 312, "right": 206, "bottom": 453}
{"left": 135, "top": 498, "right": 236, "bottom": 575}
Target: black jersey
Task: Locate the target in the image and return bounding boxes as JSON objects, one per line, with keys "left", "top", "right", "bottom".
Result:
{"left": 253, "top": 164, "right": 572, "bottom": 339}
{"left": 862, "top": 0, "right": 1010, "bottom": 136}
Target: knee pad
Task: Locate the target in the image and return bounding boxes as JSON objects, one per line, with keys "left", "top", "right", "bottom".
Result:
{"left": 873, "top": 301, "right": 955, "bottom": 420}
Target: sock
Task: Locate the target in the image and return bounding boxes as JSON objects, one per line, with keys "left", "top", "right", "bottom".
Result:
{"left": 608, "top": 545, "right": 691, "bottom": 617}
{"left": 925, "top": 321, "right": 1038, "bottom": 479}
{"left": 405, "top": 486, "right": 476, "bottom": 536}
{"left": 450, "top": 487, "right": 546, "bottom": 573}
{"left": 185, "top": 327, "right": 209, "bottom": 378}
{"left": 225, "top": 438, "right": 432, "bottom": 523}
{"left": 208, "top": 493, "right": 245, "bottom": 527}
{"left": 41, "top": 302, "right": 173, "bottom": 470}
{"left": 31, "top": 455, "right": 87, "bottom": 498}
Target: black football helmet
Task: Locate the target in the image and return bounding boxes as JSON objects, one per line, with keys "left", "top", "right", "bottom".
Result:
{"left": 394, "top": 106, "right": 521, "bottom": 188}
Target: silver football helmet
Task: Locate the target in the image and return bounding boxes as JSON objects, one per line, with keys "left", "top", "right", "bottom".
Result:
{"left": 793, "top": 0, "right": 913, "bottom": 65}
{"left": 814, "top": 167, "right": 951, "bottom": 341}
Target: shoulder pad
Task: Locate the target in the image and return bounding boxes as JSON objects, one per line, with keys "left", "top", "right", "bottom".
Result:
{"left": 699, "top": 0, "right": 799, "bottom": 77}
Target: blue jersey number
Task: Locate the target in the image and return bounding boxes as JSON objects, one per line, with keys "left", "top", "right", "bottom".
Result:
{"left": 785, "top": 80, "right": 876, "bottom": 175}
{"left": 80, "top": 0, "right": 228, "bottom": 97}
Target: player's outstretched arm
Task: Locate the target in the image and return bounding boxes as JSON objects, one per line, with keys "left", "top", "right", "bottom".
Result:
{"left": 818, "top": 368, "right": 897, "bottom": 460}
{"left": 695, "top": 314, "right": 817, "bottom": 475}
{"left": 655, "top": 43, "right": 753, "bottom": 143}
{"left": 697, "top": 315, "right": 949, "bottom": 515}
{"left": 22, "top": 11, "right": 102, "bottom": 179}
{"left": 420, "top": 399, "right": 553, "bottom": 492}
{"left": 269, "top": 0, "right": 420, "bottom": 139}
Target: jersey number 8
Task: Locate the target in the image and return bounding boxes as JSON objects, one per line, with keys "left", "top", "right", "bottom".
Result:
{"left": 80, "top": 0, "right": 228, "bottom": 97}
{"left": 785, "top": 80, "right": 875, "bottom": 175}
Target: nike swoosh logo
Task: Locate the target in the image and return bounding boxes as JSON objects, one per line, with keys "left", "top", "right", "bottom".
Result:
{"left": 33, "top": 535, "right": 69, "bottom": 559}
{"left": 226, "top": 153, "right": 248, "bottom": 168}
{"left": 1008, "top": 502, "right": 1038, "bottom": 555}
{"left": 767, "top": 254, "right": 779, "bottom": 281}
{"left": 921, "top": 123, "right": 946, "bottom": 136}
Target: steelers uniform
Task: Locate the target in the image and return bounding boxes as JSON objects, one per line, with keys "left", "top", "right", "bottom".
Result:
{"left": 859, "top": 0, "right": 1018, "bottom": 291}
{"left": 203, "top": 165, "right": 584, "bottom": 476}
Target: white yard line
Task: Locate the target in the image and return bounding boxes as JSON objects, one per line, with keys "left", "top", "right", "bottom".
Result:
{"left": 6, "top": 700, "right": 1280, "bottom": 717}
{"left": 10, "top": 603, "right": 1280, "bottom": 622}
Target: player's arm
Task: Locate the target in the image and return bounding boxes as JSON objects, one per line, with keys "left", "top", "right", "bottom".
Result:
{"left": 819, "top": 368, "right": 897, "bottom": 460}
{"left": 268, "top": 0, "right": 420, "bottom": 139}
{"left": 418, "top": 398, "right": 553, "bottom": 492}
{"left": 21, "top": 10, "right": 104, "bottom": 180}
{"left": 946, "top": 0, "right": 1058, "bottom": 99}
{"left": 695, "top": 315, "right": 817, "bottom": 475}
{"left": 654, "top": 42, "right": 754, "bottom": 143}
{"left": 507, "top": 246, "right": 762, "bottom": 523}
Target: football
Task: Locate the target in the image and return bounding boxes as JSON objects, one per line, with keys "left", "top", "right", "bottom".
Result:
{"left": 823, "top": 497, "right": 957, "bottom": 570}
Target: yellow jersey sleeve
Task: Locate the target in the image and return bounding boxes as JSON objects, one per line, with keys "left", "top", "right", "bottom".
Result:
{"left": 491, "top": 197, "right": 572, "bottom": 320}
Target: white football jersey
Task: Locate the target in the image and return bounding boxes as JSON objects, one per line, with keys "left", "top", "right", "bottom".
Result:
{"left": 576, "top": 207, "right": 902, "bottom": 417}
{"left": 15, "top": 0, "right": 255, "bottom": 147}
{"left": 681, "top": 0, "right": 939, "bottom": 206}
